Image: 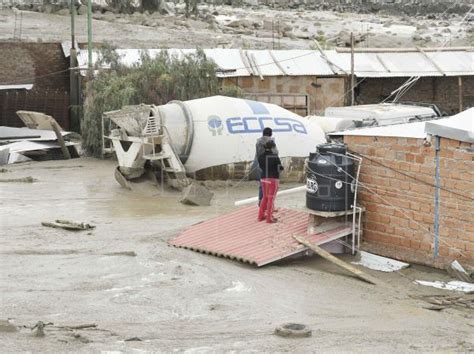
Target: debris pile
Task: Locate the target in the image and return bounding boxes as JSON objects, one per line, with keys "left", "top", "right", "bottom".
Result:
{"left": 0, "top": 111, "right": 80, "bottom": 165}
{"left": 41, "top": 220, "right": 95, "bottom": 231}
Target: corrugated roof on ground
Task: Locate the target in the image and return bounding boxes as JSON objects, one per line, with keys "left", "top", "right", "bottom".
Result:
{"left": 169, "top": 205, "right": 352, "bottom": 267}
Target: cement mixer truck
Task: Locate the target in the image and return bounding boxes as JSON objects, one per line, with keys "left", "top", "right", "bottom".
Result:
{"left": 103, "top": 96, "right": 326, "bottom": 189}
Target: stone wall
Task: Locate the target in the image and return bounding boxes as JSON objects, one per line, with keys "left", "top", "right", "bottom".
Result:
{"left": 343, "top": 134, "right": 474, "bottom": 268}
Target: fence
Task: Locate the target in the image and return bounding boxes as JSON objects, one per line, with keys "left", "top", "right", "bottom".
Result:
{"left": 0, "top": 90, "right": 70, "bottom": 129}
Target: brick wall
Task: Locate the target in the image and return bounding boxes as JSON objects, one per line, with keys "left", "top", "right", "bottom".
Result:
{"left": 0, "top": 42, "right": 69, "bottom": 91}
{"left": 357, "top": 76, "right": 474, "bottom": 116}
{"left": 344, "top": 135, "right": 474, "bottom": 268}
{"left": 221, "top": 75, "right": 345, "bottom": 115}
{"left": 0, "top": 42, "right": 70, "bottom": 128}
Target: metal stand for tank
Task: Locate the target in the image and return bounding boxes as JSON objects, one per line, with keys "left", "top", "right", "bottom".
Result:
{"left": 302, "top": 206, "right": 365, "bottom": 255}
{"left": 295, "top": 151, "right": 364, "bottom": 255}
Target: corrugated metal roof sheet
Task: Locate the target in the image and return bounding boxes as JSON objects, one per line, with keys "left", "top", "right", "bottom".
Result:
{"left": 169, "top": 205, "right": 352, "bottom": 267}
{"left": 330, "top": 108, "right": 474, "bottom": 141}
{"left": 331, "top": 120, "right": 428, "bottom": 139}
{"left": 425, "top": 108, "right": 474, "bottom": 143}
{"left": 326, "top": 51, "right": 474, "bottom": 77}
{"left": 71, "top": 45, "right": 474, "bottom": 78}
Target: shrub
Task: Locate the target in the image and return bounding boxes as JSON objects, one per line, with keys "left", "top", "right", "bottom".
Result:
{"left": 81, "top": 46, "right": 238, "bottom": 156}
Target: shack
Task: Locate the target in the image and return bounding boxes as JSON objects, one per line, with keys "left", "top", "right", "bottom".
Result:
{"left": 2, "top": 43, "right": 472, "bottom": 130}
{"left": 331, "top": 108, "right": 474, "bottom": 268}
{"left": 71, "top": 45, "right": 474, "bottom": 116}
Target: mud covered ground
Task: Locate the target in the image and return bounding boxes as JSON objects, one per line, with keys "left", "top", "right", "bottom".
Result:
{"left": 1, "top": 158, "right": 473, "bottom": 352}
{"left": 0, "top": 3, "right": 472, "bottom": 49}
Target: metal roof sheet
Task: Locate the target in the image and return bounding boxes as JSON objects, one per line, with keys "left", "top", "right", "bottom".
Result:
{"left": 325, "top": 103, "right": 436, "bottom": 119}
{"left": 425, "top": 108, "right": 474, "bottom": 143}
{"left": 169, "top": 205, "right": 351, "bottom": 267}
{"left": 0, "top": 126, "right": 75, "bottom": 143}
{"left": 71, "top": 45, "right": 474, "bottom": 78}
{"left": 326, "top": 51, "right": 474, "bottom": 77}
{"left": 331, "top": 108, "right": 474, "bottom": 141}
{"left": 268, "top": 50, "right": 334, "bottom": 76}
{"left": 331, "top": 121, "right": 428, "bottom": 138}
{"left": 0, "top": 84, "right": 33, "bottom": 91}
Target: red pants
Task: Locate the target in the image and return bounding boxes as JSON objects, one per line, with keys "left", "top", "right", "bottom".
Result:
{"left": 258, "top": 178, "right": 279, "bottom": 223}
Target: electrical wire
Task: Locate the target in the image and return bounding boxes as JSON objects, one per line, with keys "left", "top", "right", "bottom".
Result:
{"left": 350, "top": 150, "right": 474, "bottom": 202}
{"left": 308, "top": 153, "right": 468, "bottom": 258}
{"left": 0, "top": 67, "right": 71, "bottom": 86}
{"left": 380, "top": 1, "right": 473, "bottom": 104}
{"left": 355, "top": 179, "right": 474, "bottom": 209}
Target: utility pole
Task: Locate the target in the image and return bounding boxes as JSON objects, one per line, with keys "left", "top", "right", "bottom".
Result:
{"left": 272, "top": 19, "right": 274, "bottom": 50}
{"left": 70, "top": 0, "right": 79, "bottom": 131}
{"left": 350, "top": 32, "right": 355, "bottom": 106}
{"left": 277, "top": 20, "right": 280, "bottom": 49}
{"left": 70, "top": 0, "right": 75, "bottom": 47}
{"left": 87, "top": 0, "right": 93, "bottom": 74}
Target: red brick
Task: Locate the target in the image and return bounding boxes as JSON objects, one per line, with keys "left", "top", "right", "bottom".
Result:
{"left": 415, "top": 155, "right": 425, "bottom": 164}
{"left": 465, "top": 243, "right": 474, "bottom": 252}
{"left": 419, "top": 242, "right": 432, "bottom": 251}
{"left": 439, "top": 246, "right": 449, "bottom": 257}
{"left": 400, "top": 238, "right": 411, "bottom": 248}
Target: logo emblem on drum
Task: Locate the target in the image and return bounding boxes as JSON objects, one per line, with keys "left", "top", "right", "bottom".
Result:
{"left": 306, "top": 175, "right": 318, "bottom": 194}
{"left": 207, "top": 115, "right": 223, "bottom": 136}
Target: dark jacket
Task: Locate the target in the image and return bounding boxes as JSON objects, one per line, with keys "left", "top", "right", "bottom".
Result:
{"left": 258, "top": 150, "right": 284, "bottom": 179}
{"left": 255, "top": 136, "right": 278, "bottom": 161}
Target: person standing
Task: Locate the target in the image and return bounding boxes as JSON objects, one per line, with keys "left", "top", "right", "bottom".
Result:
{"left": 258, "top": 140, "right": 283, "bottom": 223}
{"left": 255, "top": 127, "right": 278, "bottom": 206}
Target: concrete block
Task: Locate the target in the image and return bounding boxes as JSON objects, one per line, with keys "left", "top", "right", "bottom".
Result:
{"left": 180, "top": 182, "right": 214, "bottom": 206}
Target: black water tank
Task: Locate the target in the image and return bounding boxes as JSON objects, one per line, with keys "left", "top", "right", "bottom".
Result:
{"left": 306, "top": 143, "right": 355, "bottom": 212}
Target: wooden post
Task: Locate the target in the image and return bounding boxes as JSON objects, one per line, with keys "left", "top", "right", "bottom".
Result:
{"left": 350, "top": 32, "right": 355, "bottom": 106}
{"left": 293, "top": 234, "right": 379, "bottom": 285}
{"left": 50, "top": 121, "right": 71, "bottom": 160}
{"left": 458, "top": 76, "right": 463, "bottom": 112}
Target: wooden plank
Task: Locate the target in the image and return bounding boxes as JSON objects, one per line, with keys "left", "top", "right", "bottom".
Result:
{"left": 290, "top": 205, "right": 365, "bottom": 218}
{"left": 313, "top": 39, "right": 348, "bottom": 75}
{"left": 415, "top": 46, "right": 445, "bottom": 75}
{"left": 50, "top": 121, "right": 71, "bottom": 160}
{"left": 268, "top": 50, "right": 288, "bottom": 76}
{"left": 375, "top": 54, "right": 391, "bottom": 73}
{"left": 62, "top": 323, "right": 97, "bottom": 330}
{"left": 293, "top": 234, "right": 378, "bottom": 285}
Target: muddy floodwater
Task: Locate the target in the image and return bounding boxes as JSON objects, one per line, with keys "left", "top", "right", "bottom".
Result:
{"left": 1, "top": 158, "right": 473, "bottom": 351}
